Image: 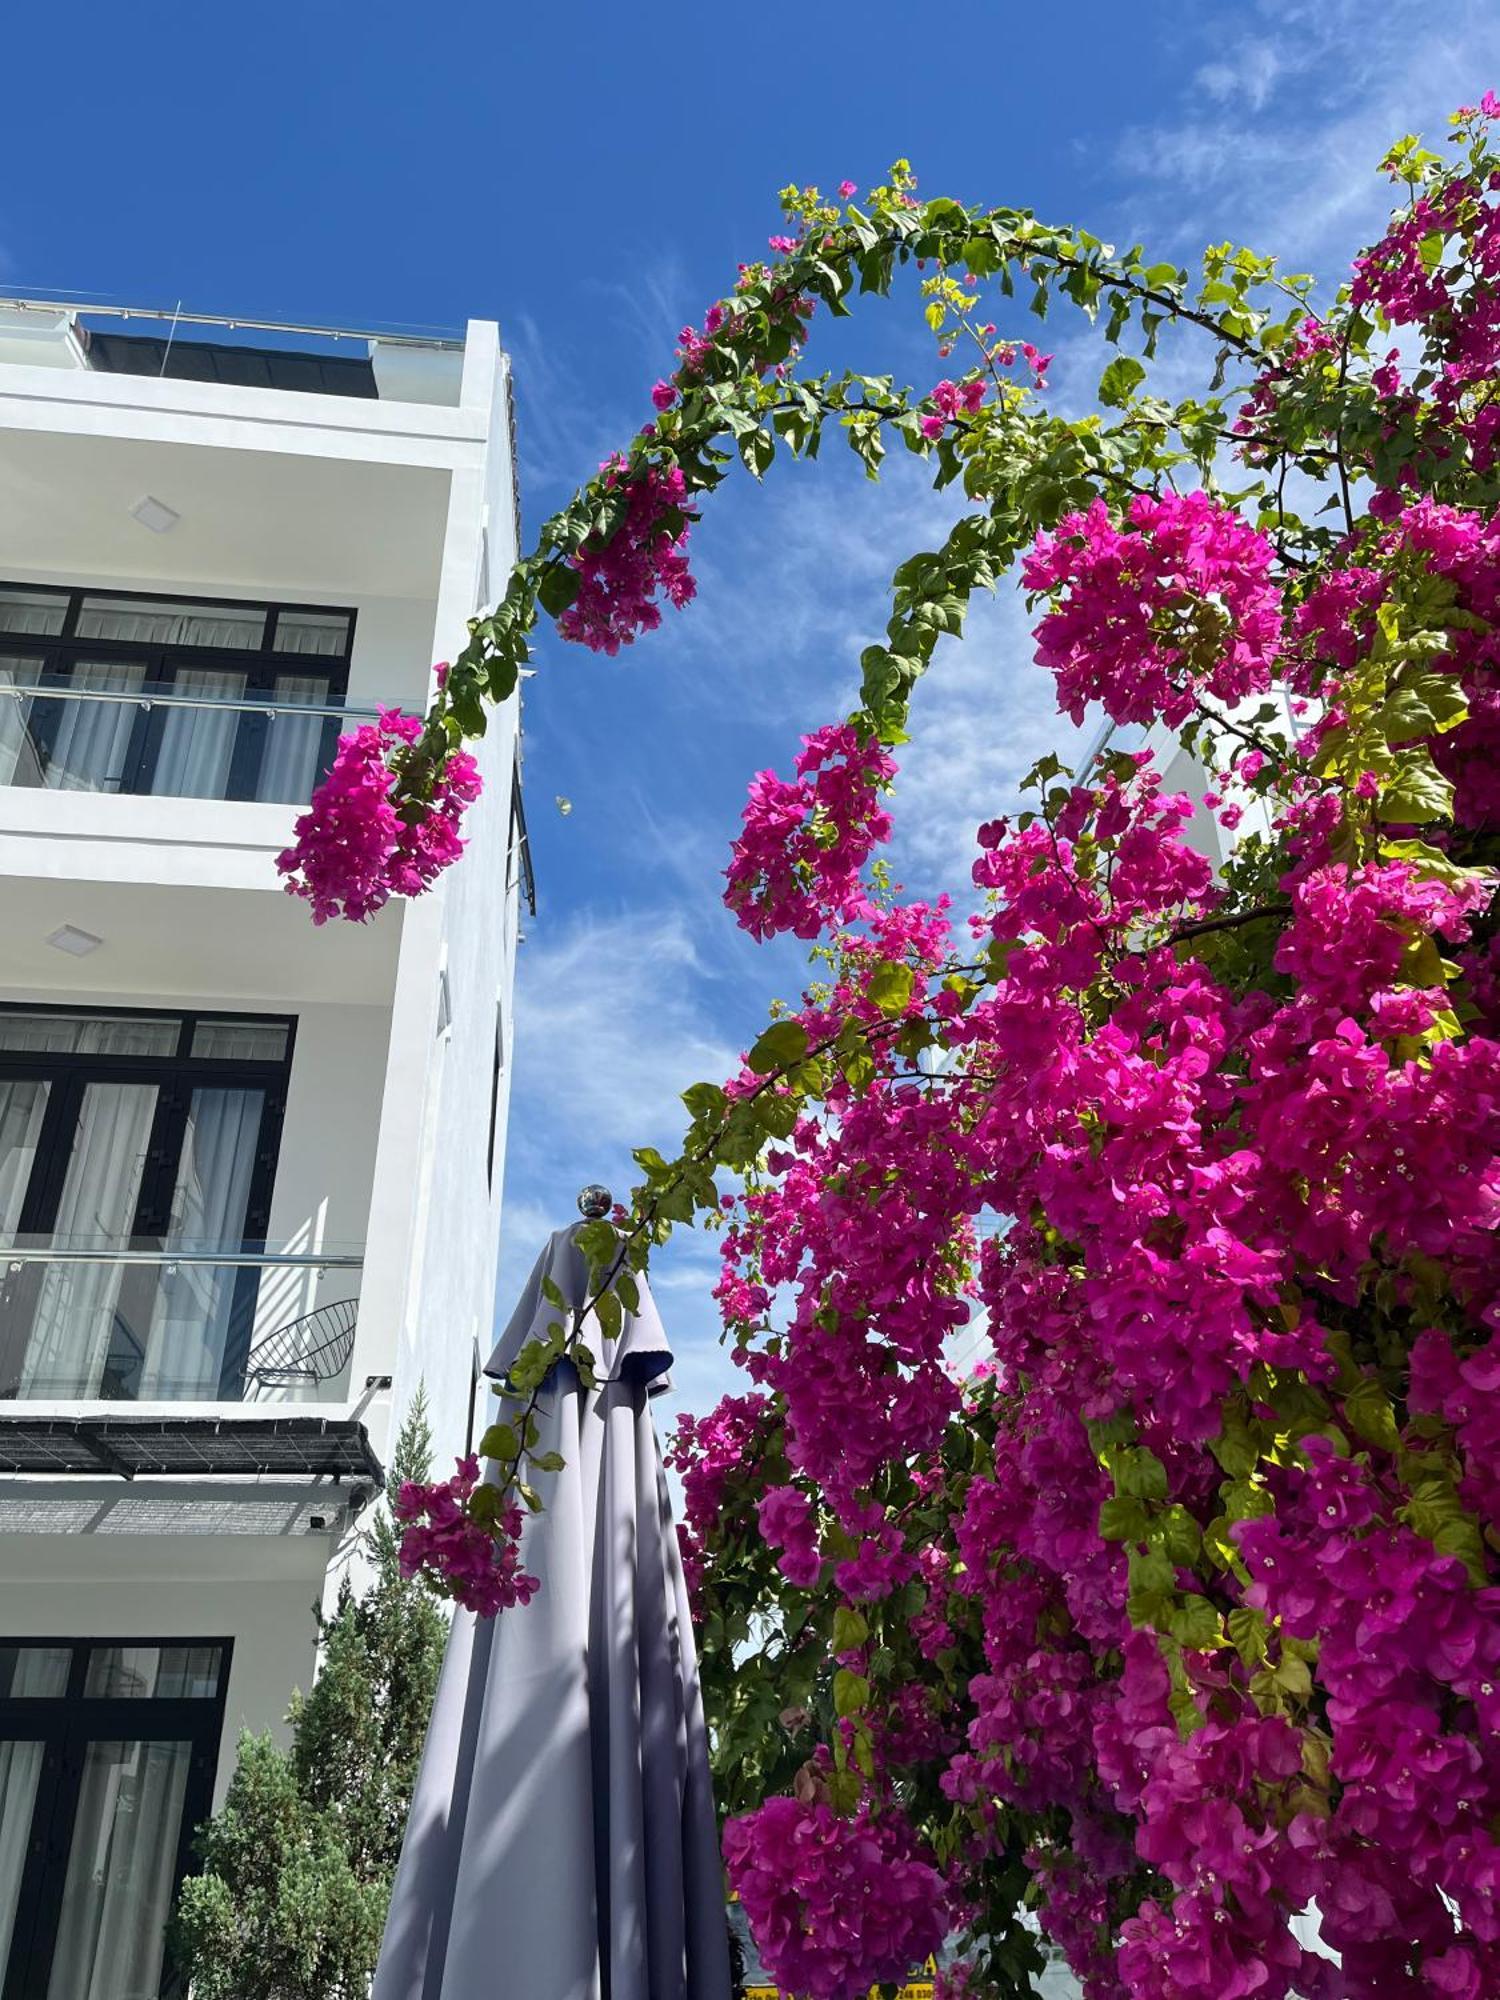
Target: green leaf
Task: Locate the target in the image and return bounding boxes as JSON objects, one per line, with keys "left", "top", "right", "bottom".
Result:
{"left": 529, "top": 1450, "right": 566, "bottom": 1473}
{"left": 831, "top": 1606, "right": 869, "bottom": 1652}
{"left": 574, "top": 1219, "right": 617, "bottom": 1269}
{"left": 747, "top": 1021, "right": 811, "bottom": 1074}
{"left": 595, "top": 1287, "right": 623, "bottom": 1345}
{"left": 826, "top": 1768, "right": 861, "bottom": 1814}
{"left": 1343, "top": 1377, "right": 1400, "bottom": 1453}
{"left": 1098, "top": 1496, "right": 1149, "bottom": 1542}
{"left": 866, "top": 962, "right": 914, "bottom": 1017}
{"left": 1380, "top": 673, "right": 1469, "bottom": 744}
{"left": 536, "top": 562, "right": 582, "bottom": 617}
{"left": 1376, "top": 750, "right": 1454, "bottom": 825}
{"left": 1098, "top": 355, "right": 1146, "bottom": 407}
{"left": 832, "top": 1669, "right": 870, "bottom": 1718}
{"left": 1166, "top": 1595, "right": 1222, "bottom": 1650}
{"left": 1271, "top": 1651, "right": 1312, "bottom": 1698}
{"left": 682, "top": 1081, "right": 728, "bottom": 1122}
{"left": 1227, "top": 1606, "right": 1268, "bottom": 1667}
{"left": 1111, "top": 1445, "right": 1169, "bottom": 1500}
{"left": 478, "top": 1422, "right": 519, "bottom": 1463}
{"left": 751, "top": 1091, "right": 800, "bottom": 1139}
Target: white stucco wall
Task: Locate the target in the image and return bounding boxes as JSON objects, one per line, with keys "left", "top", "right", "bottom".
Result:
{"left": 0, "top": 318, "right": 521, "bottom": 1815}
{"left": 361, "top": 326, "right": 522, "bottom": 1477}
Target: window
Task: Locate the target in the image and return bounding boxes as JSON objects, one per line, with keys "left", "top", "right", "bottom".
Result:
{"left": 0, "top": 1006, "right": 294, "bottom": 1402}
{"left": 0, "top": 583, "right": 355, "bottom": 806}
{"left": 487, "top": 999, "right": 505, "bottom": 1191}
{"left": 0, "top": 1638, "right": 230, "bottom": 2000}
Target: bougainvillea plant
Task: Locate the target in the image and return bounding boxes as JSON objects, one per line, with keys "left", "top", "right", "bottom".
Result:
{"left": 289, "top": 102, "right": 1500, "bottom": 2000}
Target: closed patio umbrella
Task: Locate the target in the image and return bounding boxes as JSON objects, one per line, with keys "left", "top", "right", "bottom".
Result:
{"left": 373, "top": 1216, "right": 732, "bottom": 2000}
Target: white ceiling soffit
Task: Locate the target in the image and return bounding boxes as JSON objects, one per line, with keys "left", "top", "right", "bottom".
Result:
{"left": 0, "top": 427, "right": 450, "bottom": 599}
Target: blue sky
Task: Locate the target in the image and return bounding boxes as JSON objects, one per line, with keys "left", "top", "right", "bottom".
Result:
{"left": 5, "top": 0, "right": 1498, "bottom": 1423}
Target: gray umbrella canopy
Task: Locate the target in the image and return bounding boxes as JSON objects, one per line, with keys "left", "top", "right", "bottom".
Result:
{"left": 373, "top": 1226, "right": 733, "bottom": 2000}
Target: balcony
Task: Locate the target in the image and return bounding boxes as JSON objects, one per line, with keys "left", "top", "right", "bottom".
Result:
{"left": 0, "top": 1239, "right": 364, "bottom": 1407}
{"left": 0, "top": 676, "right": 367, "bottom": 807}
{"left": 0, "top": 581, "right": 372, "bottom": 807}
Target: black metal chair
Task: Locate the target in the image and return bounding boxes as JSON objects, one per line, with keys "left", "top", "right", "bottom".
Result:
{"left": 243, "top": 1297, "right": 359, "bottom": 1389}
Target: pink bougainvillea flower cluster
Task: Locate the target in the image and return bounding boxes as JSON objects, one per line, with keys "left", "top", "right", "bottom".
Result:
{"left": 276, "top": 705, "right": 480, "bottom": 925}
{"left": 723, "top": 1796, "right": 948, "bottom": 2000}
{"left": 1022, "top": 489, "right": 1284, "bottom": 728}
{"left": 393, "top": 1454, "right": 538, "bottom": 1619}
{"left": 664, "top": 1391, "right": 773, "bottom": 1604}
{"left": 556, "top": 459, "right": 697, "bottom": 656}
{"left": 723, "top": 721, "right": 896, "bottom": 940}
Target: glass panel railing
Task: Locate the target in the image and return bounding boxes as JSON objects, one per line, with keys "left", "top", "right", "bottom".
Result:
{"left": 0, "top": 1238, "right": 363, "bottom": 1403}
{"left": 0, "top": 676, "right": 373, "bottom": 806}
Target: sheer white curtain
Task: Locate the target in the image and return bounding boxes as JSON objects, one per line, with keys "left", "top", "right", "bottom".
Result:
{"left": 256, "top": 674, "right": 329, "bottom": 803}
{"left": 0, "top": 1014, "right": 176, "bottom": 1059}
{"left": 0, "top": 657, "right": 42, "bottom": 788}
{"left": 141, "top": 1087, "right": 263, "bottom": 1399}
{"left": 0, "top": 1079, "right": 47, "bottom": 1236}
{"left": 74, "top": 599, "right": 261, "bottom": 650}
{"left": 0, "top": 1739, "right": 43, "bottom": 1972}
{"left": 0, "top": 591, "right": 67, "bottom": 638}
{"left": 152, "top": 667, "right": 246, "bottom": 799}
{"left": 44, "top": 1738, "right": 191, "bottom": 2000}
{"left": 45, "top": 663, "right": 144, "bottom": 793}
{"left": 19, "top": 1083, "right": 156, "bottom": 1398}
{"left": 0, "top": 1651, "right": 68, "bottom": 1979}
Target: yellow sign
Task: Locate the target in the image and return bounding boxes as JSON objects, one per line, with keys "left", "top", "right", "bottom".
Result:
{"left": 745, "top": 1963, "right": 937, "bottom": 2000}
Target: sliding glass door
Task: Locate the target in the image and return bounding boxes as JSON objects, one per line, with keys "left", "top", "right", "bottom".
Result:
{"left": 0, "top": 1643, "right": 228, "bottom": 2000}
{"left": 0, "top": 1010, "right": 292, "bottom": 1401}
{"left": 0, "top": 585, "right": 352, "bottom": 804}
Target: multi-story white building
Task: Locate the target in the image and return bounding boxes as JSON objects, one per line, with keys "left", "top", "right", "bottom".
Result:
{"left": 0, "top": 300, "right": 526, "bottom": 2000}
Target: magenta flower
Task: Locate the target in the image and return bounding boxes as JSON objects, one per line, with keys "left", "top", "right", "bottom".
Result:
{"left": 276, "top": 706, "right": 481, "bottom": 924}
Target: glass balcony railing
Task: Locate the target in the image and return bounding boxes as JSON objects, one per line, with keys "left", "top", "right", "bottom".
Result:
{"left": 0, "top": 1238, "right": 364, "bottom": 1403}
{"left": 0, "top": 677, "right": 372, "bottom": 806}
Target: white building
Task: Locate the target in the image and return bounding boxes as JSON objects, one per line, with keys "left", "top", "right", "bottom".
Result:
{"left": 0, "top": 300, "right": 526, "bottom": 1999}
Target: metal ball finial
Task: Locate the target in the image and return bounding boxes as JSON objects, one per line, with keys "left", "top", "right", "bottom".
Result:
{"left": 577, "top": 1183, "right": 613, "bottom": 1220}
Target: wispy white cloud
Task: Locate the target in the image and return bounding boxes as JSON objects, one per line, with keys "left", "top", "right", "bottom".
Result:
{"left": 509, "top": 903, "right": 738, "bottom": 1161}
{"left": 1195, "top": 42, "right": 1282, "bottom": 115}
{"left": 497, "top": 900, "right": 757, "bottom": 1418}
{"left": 892, "top": 581, "right": 1085, "bottom": 899}
{"left": 1114, "top": 1, "right": 1500, "bottom": 276}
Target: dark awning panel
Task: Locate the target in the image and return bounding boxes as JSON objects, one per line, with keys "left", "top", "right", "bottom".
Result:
{"left": 85, "top": 330, "right": 379, "bottom": 397}
{"left": 0, "top": 1414, "right": 383, "bottom": 1483}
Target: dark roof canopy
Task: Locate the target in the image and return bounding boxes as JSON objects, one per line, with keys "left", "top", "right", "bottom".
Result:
{"left": 85, "top": 329, "right": 378, "bottom": 398}
{"left": 0, "top": 1414, "right": 382, "bottom": 1483}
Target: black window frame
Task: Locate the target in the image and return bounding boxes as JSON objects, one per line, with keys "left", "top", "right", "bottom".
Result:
{"left": 0, "top": 1634, "right": 233, "bottom": 2000}
{"left": 0, "top": 580, "right": 357, "bottom": 803}
{"left": 0, "top": 1003, "right": 298, "bottom": 1402}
